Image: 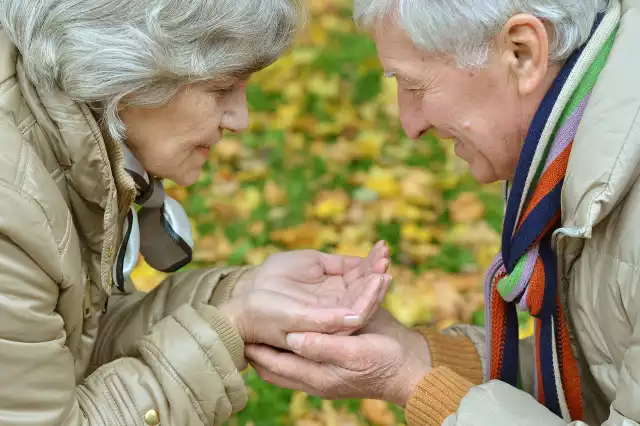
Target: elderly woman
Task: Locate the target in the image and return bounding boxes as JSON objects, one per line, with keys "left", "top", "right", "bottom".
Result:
{"left": 0, "top": 1, "right": 393, "bottom": 425}
{"left": 247, "top": 0, "right": 640, "bottom": 425}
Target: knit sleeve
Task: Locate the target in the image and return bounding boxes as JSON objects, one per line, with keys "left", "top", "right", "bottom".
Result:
{"left": 415, "top": 327, "right": 483, "bottom": 385}
{"left": 405, "top": 367, "right": 475, "bottom": 426}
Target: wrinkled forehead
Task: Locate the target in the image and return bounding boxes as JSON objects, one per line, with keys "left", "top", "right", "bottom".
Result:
{"left": 371, "top": 20, "right": 443, "bottom": 72}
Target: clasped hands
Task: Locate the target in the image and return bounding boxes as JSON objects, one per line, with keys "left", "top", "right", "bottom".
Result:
{"left": 218, "top": 241, "right": 432, "bottom": 407}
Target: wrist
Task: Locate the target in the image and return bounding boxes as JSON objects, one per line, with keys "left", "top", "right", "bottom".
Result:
{"left": 231, "top": 265, "right": 259, "bottom": 299}
{"left": 388, "top": 330, "right": 432, "bottom": 407}
{"left": 218, "top": 298, "right": 246, "bottom": 342}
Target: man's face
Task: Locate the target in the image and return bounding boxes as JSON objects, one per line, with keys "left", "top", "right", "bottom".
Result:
{"left": 372, "top": 22, "right": 536, "bottom": 184}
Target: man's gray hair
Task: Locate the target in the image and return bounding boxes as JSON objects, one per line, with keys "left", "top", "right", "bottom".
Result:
{"left": 0, "top": 0, "right": 302, "bottom": 140}
{"left": 354, "top": 0, "right": 610, "bottom": 68}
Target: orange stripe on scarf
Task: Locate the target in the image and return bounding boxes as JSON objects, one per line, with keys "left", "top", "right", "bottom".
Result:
{"left": 527, "top": 257, "right": 546, "bottom": 316}
{"left": 557, "top": 300, "right": 584, "bottom": 420}
{"left": 517, "top": 142, "right": 574, "bottom": 232}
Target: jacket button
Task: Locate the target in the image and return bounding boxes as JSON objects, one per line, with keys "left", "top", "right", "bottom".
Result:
{"left": 144, "top": 409, "right": 160, "bottom": 425}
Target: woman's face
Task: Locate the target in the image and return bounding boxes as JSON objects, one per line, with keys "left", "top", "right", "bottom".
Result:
{"left": 119, "top": 77, "right": 250, "bottom": 186}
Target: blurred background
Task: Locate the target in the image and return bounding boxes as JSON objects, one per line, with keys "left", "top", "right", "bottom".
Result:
{"left": 132, "top": 0, "right": 531, "bottom": 424}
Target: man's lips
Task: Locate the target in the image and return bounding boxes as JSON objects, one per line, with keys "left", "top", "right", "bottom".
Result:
{"left": 197, "top": 145, "right": 212, "bottom": 157}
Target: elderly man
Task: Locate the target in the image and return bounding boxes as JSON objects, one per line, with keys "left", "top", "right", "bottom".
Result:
{"left": 247, "top": 1, "right": 640, "bottom": 425}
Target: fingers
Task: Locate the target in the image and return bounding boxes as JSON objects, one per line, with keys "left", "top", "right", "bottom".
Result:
{"left": 287, "top": 304, "right": 363, "bottom": 335}
{"left": 343, "top": 241, "right": 390, "bottom": 283}
{"left": 284, "top": 332, "right": 360, "bottom": 366}
{"left": 318, "top": 252, "right": 364, "bottom": 275}
{"left": 378, "top": 273, "right": 392, "bottom": 303}
{"left": 349, "top": 273, "right": 390, "bottom": 322}
{"left": 246, "top": 344, "right": 331, "bottom": 395}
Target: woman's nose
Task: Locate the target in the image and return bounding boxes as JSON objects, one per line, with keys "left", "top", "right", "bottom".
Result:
{"left": 221, "top": 89, "right": 250, "bottom": 133}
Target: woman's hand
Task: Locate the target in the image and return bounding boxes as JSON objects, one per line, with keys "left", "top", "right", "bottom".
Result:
{"left": 232, "top": 241, "right": 392, "bottom": 328}
{"left": 245, "top": 309, "right": 432, "bottom": 407}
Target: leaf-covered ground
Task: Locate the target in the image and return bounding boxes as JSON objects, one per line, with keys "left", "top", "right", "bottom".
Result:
{"left": 132, "top": 1, "right": 533, "bottom": 424}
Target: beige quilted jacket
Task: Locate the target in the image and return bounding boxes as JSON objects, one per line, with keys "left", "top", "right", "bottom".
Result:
{"left": 406, "top": 1, "right": 640, "bottom": 425}
{"left": 0, "top": 29, "right": 252, "bottom": 425}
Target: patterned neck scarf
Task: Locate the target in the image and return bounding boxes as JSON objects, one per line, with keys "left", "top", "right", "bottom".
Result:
{"left": 112, "top": 144, "right": 194, "bottom": 292}
{"left": 484, "top": 6, "right": 620, "bottom": 421}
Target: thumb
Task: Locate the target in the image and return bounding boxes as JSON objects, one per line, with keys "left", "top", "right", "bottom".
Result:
{"left": 285, "top": 332, "right": 363, "bottom": 367}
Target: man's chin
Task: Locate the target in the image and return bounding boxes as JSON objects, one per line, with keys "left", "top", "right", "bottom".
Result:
{"left": 469, "top": 167, "right": 499, "bottom": 185}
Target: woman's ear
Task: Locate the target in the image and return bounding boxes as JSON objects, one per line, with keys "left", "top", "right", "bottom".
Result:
{"left": 497, "top": 13, "right": 550, "bottom": 96}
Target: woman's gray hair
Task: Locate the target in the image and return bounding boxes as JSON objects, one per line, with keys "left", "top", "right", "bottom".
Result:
{"left": 354, "top": 0, "right": 610, "bottom": 68}
{"left": 0, "top": 0, "right": 302, "bottom": 140}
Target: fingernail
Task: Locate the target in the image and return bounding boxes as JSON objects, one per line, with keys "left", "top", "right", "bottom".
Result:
{"left": 286, "top": 333, "right": 304, "bottom": 349}
{"left": 379, "top": 276, "right": 392, "bottom": 302}
{"left": 375, "top": 240, "right": 385, "bottom": 248}
{"left": 343, "top": 315, "right": 362, "bottom": 326}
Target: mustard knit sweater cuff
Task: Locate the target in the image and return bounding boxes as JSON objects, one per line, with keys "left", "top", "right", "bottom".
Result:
{"left": 415, "top": 328, "right": 483, "bottom": 385}
{"left": 404, "top": 329, "right": 484, "bottom": 426}
{"left": 405, "top": 367, "right": 475, "bottom": 426}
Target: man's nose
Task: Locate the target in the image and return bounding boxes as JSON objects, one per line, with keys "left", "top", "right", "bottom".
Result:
{"left": 399, "top": 103, "right": 428, "bottom": 140}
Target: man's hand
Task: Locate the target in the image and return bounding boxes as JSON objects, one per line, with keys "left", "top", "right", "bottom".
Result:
{"left": 233, "top": 241, "right": 392, "bottom": 328}
{"left": 245, "top": 309, "right": 432, "bottom": 407}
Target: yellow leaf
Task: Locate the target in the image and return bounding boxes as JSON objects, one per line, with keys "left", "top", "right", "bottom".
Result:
{"left": 265, "top": 180, "right": 288, "bottom": 207}
{"left": 286, "top": 133, "right": 306, "bottom": 152}
{"left": 432, "top": 274, "right": 465, "bottom": 321}
{"left": 320, "top": 15, "right": 353, "bottom": 33}
{"left": 313, "top": 190, "right": 350, "bottom": 223}
{"left": 400, "top": 223, "right": 434, "bottom": 243}
{"left": 249, "top": 222, "right": 264, "bottom": 237}
{"left": 361, "top": 400, "right": 396, "bottom": 426}
{"left": 131, "top": 256, "right": 167, "bottom": 292}
{"left": 400, "top": 241, "right": 441, "bottom": 263}
{"left": 193, "top": 232, "right": 233, "bottom": 263}
{"left": 335, "top": 241, "right": 371, "bottom": 259}
{"left": 353, "top": 131, "right": 385, "bottom": 159}
{"left": 289, "top": 391, "right": 309, "bottom": 421}
{"left": 165, "top": 184, "right": 188, "bottom": 202}
{"left": 447, "top": 222, "right": 500, "bottom": 247}
{"left": 307, "top": 73, "right": 340, "bottom": 98}
{"left": 365, "top": 168, "right": 399, "bottom": 199}
{"left": 449, "top": 192, "right": 485, "bottom": 223}
{"left": 274, "top": 104, "right": 301, "bottom": 130}
{"left": 270, "top": 221, "right": 324, "bottom": 250}
{"left": 379, "top": 77, "right": 399, "bottom": 117}
{"left": 521, "top": 316, "right": 535, "bottom": 339}
{"left": 236, "top": 159, "right": 268, "bottom": 182}
{"left": 400, "top": 169, "right": 440, "bottom": 208}
{"left": 213, "top": 138, "right": 243, "bottom": 163}
{"left": 321, "top": 400, "right": 338, "bottom": 426}
{"left": 384, "top": 281, "right": 436, "bottom": 327}
{"left": 326, "top": 138, "right": 354, "bottom": 167}
{"left": 295, "top": 421, "right": 324, "bottom": 426}
{"left": 233, "top": 186, "right": 262, "bottom": 219}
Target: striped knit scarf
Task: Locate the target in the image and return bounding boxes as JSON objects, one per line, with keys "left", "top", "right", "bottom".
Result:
{"left": 484, "top": 6, "right": 620, "bottom": 422}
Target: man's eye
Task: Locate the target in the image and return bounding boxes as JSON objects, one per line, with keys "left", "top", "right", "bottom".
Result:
{"left": 216, "top": 87, "right": 235, "bottom": 95}
{"left": 405, "top": 87, "right": 425, "bottom": 96}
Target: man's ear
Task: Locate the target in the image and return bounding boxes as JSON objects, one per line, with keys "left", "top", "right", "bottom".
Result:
{"left": 498, "top": 13, "right": 550, "bottom": 96}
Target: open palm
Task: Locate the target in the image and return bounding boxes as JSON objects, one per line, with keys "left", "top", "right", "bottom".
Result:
{"left": 234, "top": 241, "right": 391, "bottom": 327}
